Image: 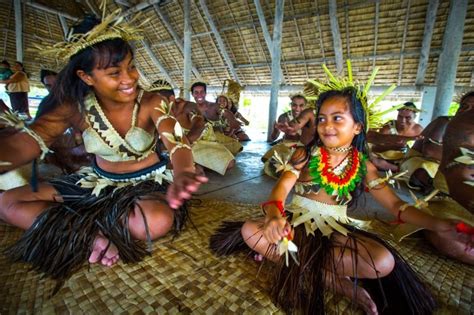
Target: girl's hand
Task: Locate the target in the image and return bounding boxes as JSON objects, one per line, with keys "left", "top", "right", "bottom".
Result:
{"left": 263, "top": 213, "right": 291, "bottom": 244}
{"left": 435, "top": 219, "right": 474, "bottom": 249}
{"left": 166, "top": 171, "right": 208, "bottom": 209}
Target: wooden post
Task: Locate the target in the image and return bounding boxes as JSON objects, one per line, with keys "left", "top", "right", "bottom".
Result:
{"left": 415, "top": 0, "right": 439, "bottom": 86}
{"left": 183, "top": 0, "right": 191, "bottom": 101}
{"left": 328, "top": 0, "right": 343, "bottom": 74}
{"left": 14, "top": 0, "right": 22, "bottom": 62}
{"left": 432, "top": 0, "right": 468, "bottom": 119}
{"left": 267, "top": 0, "right": 284, "bottom": 142}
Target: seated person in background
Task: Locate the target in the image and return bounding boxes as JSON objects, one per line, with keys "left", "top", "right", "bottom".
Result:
{"left": 0, "top": 60, "right": 13, "bottom": 88}
{"left": 40, "top": 69, "right": 57, "bottom": 93}
{"left": 262, "top": 94, "right": 307, "bottom": 178}
{"left": 216, "top": 95, "right": 250, "bottom": 142}
{"left": 192, "top": 82, "right": 242, "bottom": 155}
{"left": 424, "top": 104, "right": 474, "bottom": 264}
{"left": 368, "top": 102, "right": 423, "bottom": 172}
{"left": 152, "top": 80, "right": 235, "bottom": 176}
{"left": 399, "top": 116, "right": 451, "bottom": 194}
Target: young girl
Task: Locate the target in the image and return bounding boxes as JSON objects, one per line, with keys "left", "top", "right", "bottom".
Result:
{"left": 211, "top": 63, "right": 471, "bottom": 314}
{"left": 0, "top": 10, "right": 206, "bottom": 288}
{"left": 216, "top": 95, "right": 250, "bottom": 141}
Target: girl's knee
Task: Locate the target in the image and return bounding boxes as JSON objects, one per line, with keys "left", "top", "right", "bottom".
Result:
{"left": 371, "top": 246, "right": 395, "bottom": 278}
{"left": 129, "top": 202, "right": 174, "bottom": 241}
{"left": 241, "top": 221, "right": 258, "bottom": 241}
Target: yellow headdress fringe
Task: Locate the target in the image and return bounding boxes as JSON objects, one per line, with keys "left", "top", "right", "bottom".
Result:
{"left": 148, "top": 79, "right": 173, "bottom": 92}
{"left": 32, "top": 1, "right": 146, "bottom": 62}
{"left": 308, "top": 60, "right": 397, "bottom": 131}
{"left": 221, "top": 79, "right": 243, "bottom": 105}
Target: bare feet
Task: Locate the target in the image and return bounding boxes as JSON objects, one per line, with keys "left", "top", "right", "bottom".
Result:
{"left": 331, "top": 276, "right": 378, "bottom": 315}
{"left": 89, "top": 234, "right": 120, "bottom": 267}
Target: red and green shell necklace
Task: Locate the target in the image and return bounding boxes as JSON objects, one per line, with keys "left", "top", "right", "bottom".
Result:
{"left": 308, "top": 146, "right": 367, "bottom": 200}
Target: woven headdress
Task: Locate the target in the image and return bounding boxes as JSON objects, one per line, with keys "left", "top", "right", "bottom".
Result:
{"left": 220, "top": 79, "right": 243, "bottom": 105}
{"left": 148, "top": 79, "right": 173, "bottom": 92}
{"left": 32, "top": 1, "right": 145, "bottom": 62}
{"left": 307, "top": 60, "right": 397, "bottom": 131}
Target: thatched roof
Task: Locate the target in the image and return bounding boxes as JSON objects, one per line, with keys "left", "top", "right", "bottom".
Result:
{"left": 0, "top": 0, "right": 473, "bottom": 91}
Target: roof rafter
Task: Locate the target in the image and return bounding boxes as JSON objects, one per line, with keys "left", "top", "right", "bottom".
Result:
{"left": 328, "top": 0, "right": 344, "bottom": 74}
{"left": 372, "top": 0, "right": 379, "bottom": 68}
{"left": 224, "top": 0, "right": 260, "bottom": 85}
{"left": 58, "top": 15, "right": 68, "bottom": 39}
{"left": 183, "top": 0, "right": 191, "bottom": 100}
{"left": 398, "top": 0, "right": 412, "bottom": 85}
{"left": 254, "top": 0, "right": 285, "bottom": 83}
{"left": 198, "top": 0, "right": 240, "bottom": 84}
{"left": 289, "top": 0, "right": 309, "bottom": 79}
{"left": 314, "top": 0, "right": 326, "bottom": 63}
{"left": 344, "top": 0, "right": 350, "bottom": 57}
{"left": 153, "top": 4, "right": 202, "bottom": 80}
{"left": 415, "top": 0, "right": 439, "bottom": 86}
{"left": 24, "top": 1, "right": 78, "bottom": 20}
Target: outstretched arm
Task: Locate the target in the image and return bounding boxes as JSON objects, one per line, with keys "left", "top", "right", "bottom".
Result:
{"left": 276, "top": 109, "right": 314, "bottom": 136}
{"left": 366, "top": 161, "right": 470, "bottom": 244}
{"left": 152, "top": 95, "right": 207, "bottom": 208}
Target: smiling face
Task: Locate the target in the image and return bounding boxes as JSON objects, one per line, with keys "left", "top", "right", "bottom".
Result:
{"left": 77, "top": 52, "right": 138, "bottom": 105}
{"left": 317, "top": 96, "right": 362, "bottom": 149}
{"left": 192, "top": 85, "right": 207, "bottom": 105}
{"left": 217, "top": 96, "right": 229, "bottom": 109}
{"left": 290, "top": 96, "right": 306, "bottom": 117}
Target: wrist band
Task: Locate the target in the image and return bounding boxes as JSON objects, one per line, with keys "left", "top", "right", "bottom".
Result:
{"left": 261, "top": 200, "right": 286, "bottom": 217}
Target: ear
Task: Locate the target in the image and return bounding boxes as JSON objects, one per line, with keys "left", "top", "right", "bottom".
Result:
{"left": 76, "top": 70, "right": 94, "bottom": 86}
{"left": 354, "top": 122, "right": 363, "bottom": 135}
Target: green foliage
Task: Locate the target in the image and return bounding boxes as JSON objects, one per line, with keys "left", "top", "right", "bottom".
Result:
{"left": 448, "top": 102, "right": 460, "bottom": 116}
{"left": 242, "top": 98, "right": 251, "bottom": 107}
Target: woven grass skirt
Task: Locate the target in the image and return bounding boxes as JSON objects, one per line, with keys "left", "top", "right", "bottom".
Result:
{"left": 4, "top": 159, "right": 187, "bottom": 291}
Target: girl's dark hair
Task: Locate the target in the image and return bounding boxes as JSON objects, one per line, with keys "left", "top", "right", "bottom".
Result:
{"left": 295, "top": 87, "right": 369, "bottom": 208}
{"left": 36, "top": 16, "right": 134, "bottom": 118}
{"left": 36, "top": 38, "right": 133, "bottom": 117}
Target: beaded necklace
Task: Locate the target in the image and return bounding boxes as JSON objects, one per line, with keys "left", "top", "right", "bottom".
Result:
{"left": 308, "top": 146, "right": 367, "bottom": 200}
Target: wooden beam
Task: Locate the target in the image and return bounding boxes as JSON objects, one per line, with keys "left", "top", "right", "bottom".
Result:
{"left": 253, "top": 0, "right": 284, "bottom": 83}
{"left": 85, "top": 0, "right": 99, "bottom": 17}
{"left": 138, "top": 40, "right": 177, "bottom": 88}
{"left": 432, "top": 0, "right": 468, "bottom": 119}
{"left": 121, "top": 0, "right": 162, "bottom": 18}
{"left": 314, "top": 0, "right": 326, "bottom": 62}
{"left": 267, "top": 0, "right": 284, "bottom": 142}
{"left": 14, "top": 0, "right": 23, "bottom": 62}
{"left": 58, "top": 15, "right": 69, "bottom": 39}
{"left": 24, "top": 1, "right": 78, "bottom": 20}
{"left": 153, "top": 5, "right": 202, "bottom": 81}
{"left": 198, "top": 0, "right": 240, "bottom": 84}
{"left": 415, "top": 0, "right": 439, "bottom": 86}
{"left": 224, "top": 0, "right": 261, "bottom": 85}
{"left": 372, "top": 0, "right": 379, "bottom": 68}
{"left": 254, "top": 0, "right": 274, "bottom": 57}
{"left": 328, "top": 0, "right": 343, "bottom": 74}
{"left": 193, "top": 44, "right": 474, "bottom": 70}
{"left": 183, "top": 0, "right": 192, "bottom": 100}
{"left": 290, "top": 0, "right": 309, "bottom": 79}
{"left": 344, "top": 0, "right": 350, "bottom": 58}
{"left": 398, "top": 0, "right": 411, "bottom": 85}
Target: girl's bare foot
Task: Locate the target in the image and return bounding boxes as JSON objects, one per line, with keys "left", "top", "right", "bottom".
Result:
{"left": 89, "top": 234, "right": 120, "bottom": 267}
{"left": 332, "top": 276, "right": 378, "bottom": 315}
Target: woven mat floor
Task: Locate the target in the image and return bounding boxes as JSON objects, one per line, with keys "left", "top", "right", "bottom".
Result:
{"left": 0, "top": 199, "right": 472, "bottom": 314}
